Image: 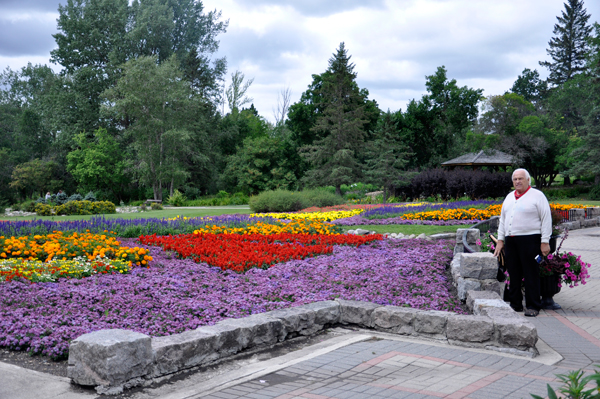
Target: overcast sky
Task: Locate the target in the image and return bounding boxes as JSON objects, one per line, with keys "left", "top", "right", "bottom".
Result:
{"left": 1, "top": 0, "right": 599, "bottom": 122}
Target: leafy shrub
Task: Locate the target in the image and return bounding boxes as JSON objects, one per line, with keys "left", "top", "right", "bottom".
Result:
{"left": 185, "top": 193, "right": 249, "bottom": 206}
{"left": 151, "top": 202, "right": 163, "bottom": 210}
{"left": 23, "top": 201, "right": 37, "bottom": 213}
{"left": 249, "top": 190, "right": 309, "bottom": 212}
{"left": 182, "top": 186, "right": 201, "bottom": 200}
{"left": 10, "top": 203, "right": 21, "bottom": 211}
{"left": 299, "top": 188, "right": 345, "bottom": 208}
{"left": 167, "top": 190, "right": 187, "bottom": 207}
{"left": 35, "top": 197, "right": 46, "bottom": 204}
{"left": 55, "top": 192, "right": 68, "bottom": 205}
{"left": 54, "top": 200, "right": 116, "bottom": 215}
{"left": 217, "top": 190, "right": 229, "bottom": 199}
{"left": 590, "top": 184, "right": 600, "bottom": 200}
{"left": 68, "top": 194, "right": 84, "bottom": 202}
{"left": 542, "top": 186, "right": 589, "bottom": 200}
{"left": 35, "top": 203, "right": 52, "bottom": 216}
{"left": 230, "top": 192, "right": 249, "bottom": 205}
{"left": 84, "top": 191, "right": 97, "bottom": 202}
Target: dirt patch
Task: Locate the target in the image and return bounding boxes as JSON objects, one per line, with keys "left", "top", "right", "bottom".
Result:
{"left": 0, "top": 347, "right": 67, "bottom": 377}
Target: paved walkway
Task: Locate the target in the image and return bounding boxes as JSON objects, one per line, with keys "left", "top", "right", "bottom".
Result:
{"left": 1, "top": 227, "right": 599, "bottom": 399}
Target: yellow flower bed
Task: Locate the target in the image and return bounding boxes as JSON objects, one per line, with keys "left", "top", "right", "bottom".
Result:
{"left": 401, "top": 207, "right": 499, "bottom": 221}
{"left": 251, "top": 209, "right": 364, "bottom": 222}
{"left": 0, "top": 256, "right": 131, "bottom": 283}
{"left": 550, "top": 203, "right": 594, "bottom": 211}
{"left": 0, "top": 231, "right": 152, "bottom": 266}
{"left": 193, "top": 219, "right": 342, "bottom": 235}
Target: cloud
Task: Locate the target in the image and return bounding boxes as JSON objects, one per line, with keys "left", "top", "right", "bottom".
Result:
{"left": 2, "top": 0, "right": 600, "bottom": 121}
{"left": 0, "top": 0, "right": 61, "bottom": 12}
{"left": 232, "top": 0, "right": 386, "bottom": 17}
{"left": 0, "top": 18, "right": 57, "bottom": 57}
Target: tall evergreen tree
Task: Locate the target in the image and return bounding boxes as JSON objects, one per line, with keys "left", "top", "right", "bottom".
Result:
{"left": 364, "top": 111, "right": 411, "bottom": 200}
{"left": 299, "top": 43, "right": 368, "bottom": 196}
{"left": 539, "top": 0, "right": 592, "bottom": 86}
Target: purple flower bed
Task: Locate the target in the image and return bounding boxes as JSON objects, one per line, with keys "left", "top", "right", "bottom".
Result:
{"left": 0, "top": 238, "right": 463, "bottom": 359}
{"left": 0, "top": 214, "right": 276, "bottom": 238}
{"left": 362, "top": 200, "right": 500, "bottom": 220}
{"left": 332, "top": 215, "right": 480, "bottom": 226}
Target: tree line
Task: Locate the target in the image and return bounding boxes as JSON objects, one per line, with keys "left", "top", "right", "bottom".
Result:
{"left": 0, "top": 0, "right": 599, "bottom": 205}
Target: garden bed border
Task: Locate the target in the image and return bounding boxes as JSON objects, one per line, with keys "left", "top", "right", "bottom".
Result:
{"left": 68, "top": 292, "right": 538, "bottom": 394}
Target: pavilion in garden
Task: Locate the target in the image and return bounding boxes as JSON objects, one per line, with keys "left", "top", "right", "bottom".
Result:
{"left": 441, "top": 149, "right": 514, "bottom": 171}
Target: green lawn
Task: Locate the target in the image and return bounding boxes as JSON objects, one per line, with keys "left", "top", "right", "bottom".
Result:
{"left": 341, "top": 224, "right": 469, "bottom": 235}
{"left": 0, "top": 206, "right": 252, "bottom": 222}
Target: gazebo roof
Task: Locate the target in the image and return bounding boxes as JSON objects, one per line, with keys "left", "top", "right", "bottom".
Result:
{"left": 441, "top": 150, "right": 514, "bottom": 167}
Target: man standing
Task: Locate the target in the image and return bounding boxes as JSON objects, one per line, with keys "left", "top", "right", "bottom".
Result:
{"left": 493, "top": 168, "right": 552, "bottom": 317}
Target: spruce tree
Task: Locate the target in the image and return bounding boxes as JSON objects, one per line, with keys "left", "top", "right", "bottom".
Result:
{"left": 539, "top": 0, "right": 592, "bottom": 86}
{"left": 364, "top": 111, "right": 411, "bottom": 201}
{"left": 299, "top": 43, "right": 369, "bottom": 196}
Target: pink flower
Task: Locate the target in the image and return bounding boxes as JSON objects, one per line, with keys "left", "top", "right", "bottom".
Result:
{"left": 547, "top": 254, "right": 553, "bottom": 260}
{"left": 565, "top": 263, "right": 570, "bottom": 268}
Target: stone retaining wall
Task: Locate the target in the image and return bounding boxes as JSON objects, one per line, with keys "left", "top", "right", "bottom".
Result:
{"left": 68, "top": 295, "right": 538, "bottom": 394}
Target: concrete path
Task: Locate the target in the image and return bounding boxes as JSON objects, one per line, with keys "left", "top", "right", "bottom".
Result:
{"left": 1, "top": 227, "right": 599, "bottom": 399}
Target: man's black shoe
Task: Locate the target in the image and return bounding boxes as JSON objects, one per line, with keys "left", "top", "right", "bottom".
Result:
{"left": 541, "top": 297, "right": 562, "bottom": 310}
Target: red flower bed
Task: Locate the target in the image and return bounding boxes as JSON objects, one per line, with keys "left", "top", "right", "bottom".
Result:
{"left": 139, "top": 233, "right": 383, "bottom": 272}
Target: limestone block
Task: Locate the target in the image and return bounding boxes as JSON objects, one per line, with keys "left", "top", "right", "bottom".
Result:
{"left": 472, "top": 299, "right": 511, "bottom": 316}
{"left": 572, "top": 208, "right": 585, "bottom": 222}
{"left": 430, "top": 233, "right": 456, "bottom": 240}
{"left": 466, "top": 290, "right": 501, "bottom": 312}
{"left": 457, "top": 277, "right": 481, "bottom": 301}
{"left": 372, "top": 306, "right": 420, "bottom": 335}
{"left": 413, "top": 310, "right": 449, "bottom": 336}
{"left": 151, "top": 329, "right": 220, "bottom": 376}
{"left": 68, "top": 329, "right": 152, "bottom": 388}
{"left": 456, "top": 228, "right": 480, "bottom": 244}
{"left": 217, "top": 313, "right": 285, "bottom": 348}
{"left": 479, "top": 306, "right": 518, "bottom": 319}
{"left": 336, "top": 299, "right": 382, "bottom": 327}
{"left": 587, "top": 207, "right": 600, "bottom": 217}
{"left": 454, "top": 243, "right": 464, "bottom": 254}
{"left": 492, "top": 315, "right": 537, "bottom": 350}
{"left": 582, "top": 219, "right": 598, "bottom": 228}
{"left": 450, "top": 255, "right": 461, "bottom": 281}
{"left": 354, "top": 228, "right": 371, "bottom": 235}
{"left": 266, "top": 306, "right": 316, "bottom": 335}
{"left": 460, "top": 252, "right": 498, "bottom": 280}
{"left": 194, "top": 323, "right": 247, "bottom": 357}
{"left": 295, "top": 301, "right": 340, "bottom": 326}
{"left": 446, "top": 315, "right": 494, "bottom": 342}
{"left": 481, "top": 280, "right": 504, "bottom": 297}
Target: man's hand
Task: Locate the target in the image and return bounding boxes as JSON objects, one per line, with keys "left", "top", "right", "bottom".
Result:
{"left": 493, "top": 240, "right": 504, "bottom": 257}
{"left": 541, "top": 242, "right": 550, "bottom": 256}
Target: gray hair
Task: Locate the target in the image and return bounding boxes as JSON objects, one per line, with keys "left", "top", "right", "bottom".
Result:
{"left": 512, "top": 168, "right": 531, "bottom": 182}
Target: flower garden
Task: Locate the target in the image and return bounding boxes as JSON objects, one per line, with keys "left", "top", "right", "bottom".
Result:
{"left": 0, "top": 201, "right": 592, "bottom": 359}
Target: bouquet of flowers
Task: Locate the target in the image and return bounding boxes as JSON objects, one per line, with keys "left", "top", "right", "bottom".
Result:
{"left": 540, "top": 229, "right": 591, "bottom": 288}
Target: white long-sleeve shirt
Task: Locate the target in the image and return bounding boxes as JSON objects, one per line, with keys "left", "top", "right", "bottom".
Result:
{"left": 497, "top": 188, "right": 552, "bottom": 243}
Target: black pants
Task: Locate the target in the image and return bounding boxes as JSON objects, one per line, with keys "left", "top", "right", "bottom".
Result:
{"left": 505, "top": 234, "right": 543, "bottom": 311}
